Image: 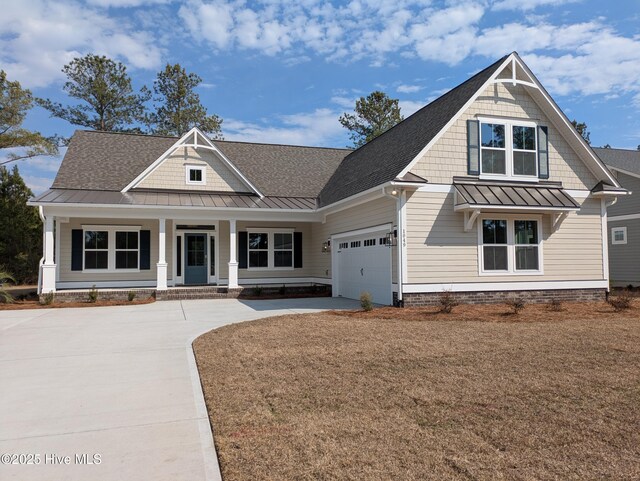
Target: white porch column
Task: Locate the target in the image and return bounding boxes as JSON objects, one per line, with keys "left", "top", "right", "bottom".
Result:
{"left": 228, "top": 219, "right": 239, "bottom": 288}
{"left": 157, "top": 218, "right": 168, "bottom": 290}
{"left": 41, "top": 214, "right": 56, "bottom": 293}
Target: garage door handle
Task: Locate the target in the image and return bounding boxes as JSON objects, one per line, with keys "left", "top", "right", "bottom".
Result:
{"left": 360, "top": 268, "right": 364, "bottom": 276}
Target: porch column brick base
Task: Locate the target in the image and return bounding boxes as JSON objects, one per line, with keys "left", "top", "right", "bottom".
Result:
{"left": 228, "top": 261, "right": 239, "bottom": 288}
{"left": 156, "top": 262, "right": 168, "bottom": 290}
{"left": 41, "top": 264, "right": 56, "bottom": 293}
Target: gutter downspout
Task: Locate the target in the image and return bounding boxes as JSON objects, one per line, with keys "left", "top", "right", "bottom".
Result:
{"left": 602, "top": 197, "right": 618, "bottom": 296}
{"left": 383, "top": 186, "right": 406, "bottom": 307}
{"left": 37, "top": 206, "right": 45, "bottom": 295}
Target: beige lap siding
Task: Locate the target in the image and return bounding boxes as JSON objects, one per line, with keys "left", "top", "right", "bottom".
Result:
{"left": 137, "top": 146, "right": 248, "bottom": 192}
{"left": 309, "top": 196, "right": 398, "bottom": 282}
{"left": 58, "top": 218, "right": 173, "bottom": 282}
{"left": 410, "top": 82, "right": 598, "bottom": 190}
{"left": 405, "top": 191, "right": 603, "bottom": 283}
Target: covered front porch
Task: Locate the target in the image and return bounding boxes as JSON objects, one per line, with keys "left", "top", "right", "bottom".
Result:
{"left": 38, "top": 210, "right": 330, "bottom": 295}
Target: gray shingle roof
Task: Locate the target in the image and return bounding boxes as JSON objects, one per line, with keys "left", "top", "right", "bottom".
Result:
{"left": 317, "top": 54, "right": 509, "bottom": 207}
{"left": 52, "top": 131, "right": 350, "bottom": 198}
{"left": 48, "top": 54, "right": 512, "bottom": 209}
{"left": 593, "top": 147, "right": 640, "bottom": 175}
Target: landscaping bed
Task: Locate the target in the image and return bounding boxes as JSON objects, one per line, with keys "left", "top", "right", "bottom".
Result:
{"left": 194, "top": 301, "right": 640, "bottom": 480}
{"left": 0, "top": 297, "right": 155, "bottom": 310}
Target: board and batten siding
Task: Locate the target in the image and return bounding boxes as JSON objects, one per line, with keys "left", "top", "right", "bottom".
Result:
{"left": 410, "top": 81, "right": 598, "bottom": 190}
{"left": 310, "top": 196, "right": 397, "bottom": 282}
{"left": 137, "top": 146, "right": 249, "bottom": 192}
{"left": 608, "top": 172, "right": 640, "bottom": 217}
{"left": 405, "top": 191, "right": 604, "bottom": 284}
{"left": 608, "top": 219, "right": 640, "bottom": 286}
{"left": 58, "top": 218, "right": 173, "bottom": 282}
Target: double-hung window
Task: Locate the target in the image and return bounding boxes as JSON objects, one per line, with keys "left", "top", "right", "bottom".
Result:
{"left": 248, "top": 233, "right": 269, "bottom": 268}
{"left": 84, "top": 231, "right": 109, "bottom": 270}
{"left": 479, "top": 118, "right": 538, "bottom": 179}
{"left": 115, "top": 231, "right": 139, "bottom": 269}
{"left": 82, "top": 226, "right": 141, "bottom": 272}
{"left": 247, "top": 230, "right": 295, "bottom": 269}
{"left": 479, "top": 217, "right": 542, "bottom": 274}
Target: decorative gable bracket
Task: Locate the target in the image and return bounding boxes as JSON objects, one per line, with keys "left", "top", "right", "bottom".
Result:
{"left": 464, "top": 209, "right": 481, "bottom": 232}
{"left": 121, "top": 127, "right": 263, "bottom": 197}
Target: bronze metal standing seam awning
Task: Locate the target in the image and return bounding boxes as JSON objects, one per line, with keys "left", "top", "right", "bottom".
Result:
{"left": 30, "top": 189, "right": 318, "bottom": 210}
{"left": 452, "top": 178, "right": 581, "bottom": 232}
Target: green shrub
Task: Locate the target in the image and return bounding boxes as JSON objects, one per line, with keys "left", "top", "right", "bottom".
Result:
{"left": 254, "top": 285, "right": 263, "bottom": 296}
{"left": 438, "top": 290, "right": 459, "bottom": 313}
{"left": 548, "top": 298, "right": 562, "bottom": 312}
{"left": 41, "top": 292, "right": 55, "bottom": 305}
{"left": 0, "top": 270, "right": 15, "bottom": 304}
{"left": 88, "top": 285, "right": 98, "bottom": 303}
{"left": 608, "top": 290, "right": 633, "bottom": 312}
{"left": 127, "top": 290, "right": 136, "bottom": 302}
{"left": 506, "top": 296, "right": 526, "bottom": 314}
{"left": 360, "top": 291, "right": 373, "bottom": 312}
{"left": 279, "top": 284, "right": 286, "bottom": 295}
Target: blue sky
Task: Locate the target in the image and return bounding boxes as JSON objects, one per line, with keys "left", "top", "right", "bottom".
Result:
{"left": 1, "top": 0, "right": 639, "bottom": 194}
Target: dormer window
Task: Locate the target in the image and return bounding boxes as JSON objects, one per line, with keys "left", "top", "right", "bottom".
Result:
{"left": 186, "top": 165, "right": 206, "bottom": 185}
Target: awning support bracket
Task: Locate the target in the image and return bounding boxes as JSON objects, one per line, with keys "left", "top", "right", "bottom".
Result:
{"left": 552, "top": 212, "right": 569, "bottom": 232}
{"left": 464, "top": 209, "right": 481, "bottom": 232}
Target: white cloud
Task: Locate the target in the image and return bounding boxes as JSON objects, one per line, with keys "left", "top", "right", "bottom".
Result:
{"left": 224, "top": 108, "right": 345, "bottom": 147}
{"left": 86, "top": 0, "right": 171, "bottom": 6}
{"left": 492, "top": 0, "right": 580, "bottom": 11}
{"left": 0, "top": 0, "right": 163, "bottom": 88}
{"left": 397, "top": 84, "right": 422, "bottom": 94}
{"left": 23, "top": 174, "right": 56, "bottom": 195}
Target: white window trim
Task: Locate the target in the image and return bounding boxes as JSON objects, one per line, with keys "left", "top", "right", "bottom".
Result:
{"left": 611, "top": 226, "right": 627, "bottom": 245}
{"left": 477, "top": 214, "right": 544, "bottom": 276}
{"left": 246, "top": 228, "right": 296, "bottom": 271}
{"left": 185, "top": 164, "right": 206, "bottom": 185}
{"left": 81, "top": 225, "right": 141, "bottom": 273}
{"left": 477, "top": 116, "right": 539, "bottom": 181}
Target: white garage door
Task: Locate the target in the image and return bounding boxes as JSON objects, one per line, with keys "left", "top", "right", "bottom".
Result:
{"left": 335, "top": 229, "right": 392, "bottom": 305}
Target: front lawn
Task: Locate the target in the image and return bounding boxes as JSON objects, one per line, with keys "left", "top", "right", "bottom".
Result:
{"left": 194, "top": 302, "right": 640, "bottom": 480}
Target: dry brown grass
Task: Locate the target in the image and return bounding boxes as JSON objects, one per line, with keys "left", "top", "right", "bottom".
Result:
{"left": 194, "top": 302, "right": 640, "bottom": 481}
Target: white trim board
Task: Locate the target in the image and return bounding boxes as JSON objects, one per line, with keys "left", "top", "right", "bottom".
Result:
{"left": 330, "top": 223, "right": 392, "bottom": 240}
{"left": 609, "top": 213, "right": 640, "bottom": 222}
{"left": 56, "top": 280, "right": 158, "bottom": 289}
{"left": 402, "top": 280, "right": 608, "bottom": 293}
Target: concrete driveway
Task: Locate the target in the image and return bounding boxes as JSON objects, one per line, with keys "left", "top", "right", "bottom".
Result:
{"left": 0, "top": 297, "right": 360, "bottom": 481}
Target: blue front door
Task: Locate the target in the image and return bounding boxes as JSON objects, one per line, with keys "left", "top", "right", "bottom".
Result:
{"left": 184, "top": 234, "right": 207, "bottom": 285}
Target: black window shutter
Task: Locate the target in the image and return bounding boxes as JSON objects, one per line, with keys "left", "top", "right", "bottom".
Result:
{"left": 71, "top": 229, "right": 83, "bottom": 271}
{"left": 294, "top": 232, "right": 303, "bottom": 268}
{"left": 538, "top": 125, "right": 549, "bottom": 179}
{"left": 238, "top": 231, "right": 248, "bottom": 269}
{"left": 140, "top": 230, "right": 151, "bottom": 270}
{"left": 467, "top": 119, "right": 480, "bottom": 175}
{"left": 176, "top": 236, "right": 181, "bottom": 277}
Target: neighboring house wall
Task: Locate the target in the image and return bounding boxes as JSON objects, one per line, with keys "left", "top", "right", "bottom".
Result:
{"left": 310, "top": 196, "right": 397, "bottom": 283}
{"left": 58, "top": 218, "right": 173, "bottom": 284}
{"left": 137, "top": 146, "right": 249, "bottom": 192}
{"left": 410, "top": 82, "right": 598, "bottom": 190}
{"left": 607, "top": 171, "right": 640, "bottom": 285}
{"left": 608, "top": 172, "right": 640, "bottom": 216}
{"left": 609, "top": 219, "right": 640, "bottom": 286}
{"left": 405, "top": 191, "right": 603, "bottom": 284}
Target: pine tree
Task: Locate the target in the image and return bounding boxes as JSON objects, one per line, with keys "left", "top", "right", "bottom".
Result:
{"left": 339, "top": 91, "right": 403, "bottom": 148}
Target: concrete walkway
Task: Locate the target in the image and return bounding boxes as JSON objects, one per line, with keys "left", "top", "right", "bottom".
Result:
{"left": 0, "top": 297, "right": 360, "bottom": 481}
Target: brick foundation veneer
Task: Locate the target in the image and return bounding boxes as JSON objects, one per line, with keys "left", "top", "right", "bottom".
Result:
{"left": 49, "top": 288, "right": 157, "bottom": 303}
{"left": 401, "top": 288, "right": 607, "bottom": 307}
